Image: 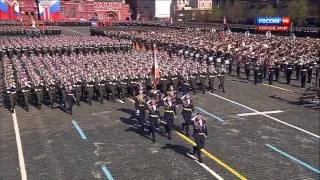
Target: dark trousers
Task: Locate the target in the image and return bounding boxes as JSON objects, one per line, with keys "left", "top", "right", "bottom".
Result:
{"left": 286, "top": 71, "right": 292, "bottom": 84}
{"left": 193, "top": 133, "right": 205, "bottom": 162}
{"left": 182, "top": 111, "right": 192, "bottom": 137}
{"left": 48, "top": 91, "right": 55, "bottom": 108}
{"left": 23, "top": 91, "right": 30, "bottom": 111}
{"left": 208, "top": 77, "right": 215, "bottom": 92}
{"left": 268, "top": 71, "right": 274, "bottom": 85}
{"left": 301, "top": 76, "right": 306, "bottom": 88}
{"left": 236, "top": 66, "right": 240, "bottom": 77}
{"left": 137, "top": 106, "right": 146, "bottom": 132}
{"left": 245, "top": 69, "right": 250, "bottom": 79}
{"left": 66, "top": 95, "right": 74, "bottom": 114}
{"left": 164, "top": 112, "right": 174, "bottom": 140}
{"left": 148, "top": 116, "right": 158, "bottom": 142}
{"left": 218, "top": 76, "right": 225, "bottom": 93}
{"left": 35, "top": 90, "right": 43, "bottom": 107}
{"left": 275, "top": 68, "right": 280, "bottom": 82}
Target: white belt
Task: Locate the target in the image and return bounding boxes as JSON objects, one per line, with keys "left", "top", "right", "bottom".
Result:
{"left": 150, "top": 115, "right": 158, "bottom": 118}
{"left": 172, "top": 78, "right": 178, "bottom": 80}
{"left": 209, "top": 76, "right": 215, "bottom": 78}
{"left": 87, "top": 85, "right": 94, "bottom": 87}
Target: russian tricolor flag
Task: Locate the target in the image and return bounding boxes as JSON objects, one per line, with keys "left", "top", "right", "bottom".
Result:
{"left": 38, "top": 0, "right": 60, "bottom": 21}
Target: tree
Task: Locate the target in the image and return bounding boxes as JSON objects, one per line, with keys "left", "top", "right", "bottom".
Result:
{"left": 288, "top": 0, "right": 309, "bottom": 26}
{"left": 259, "top": 4, "right": 277, "bottom": 17}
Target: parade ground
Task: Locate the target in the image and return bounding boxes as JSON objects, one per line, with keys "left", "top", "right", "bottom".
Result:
{"left": 0, "top": 27, "right": 319, "bottom": 180}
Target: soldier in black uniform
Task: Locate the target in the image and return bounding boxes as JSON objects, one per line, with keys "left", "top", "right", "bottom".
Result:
{"left": 135, "top": 90, "right": 147, "bottom": 133}
{"left": 286, "top": 62, "right": 293, "bottom": 84}
{"left": 236, "top": 59, "right": 241, "bottom": 77}
{"left": 47, "top": 81, "right": 56, "bottom": 109}
{"left": 6, "top": 85, "right": 17, "bottom": 112}
{"left": 73, "top": 80, "right": 82, "bottom": 105}
{"left": 97, "top": 77, "right": 106, "bottom": 104}
{"left": 163, "top": 96, "right": 176, "bottom": 140}
{"left": 254, "top": 62, "right": 262, "bottom": 84}
{"left": 307, "top": 62, "right": 313, "bottom": 84}
{"left": 128, "top": 75, "right": 138, "bottom": 98}
{"left": 301, "top": 64, "right": 307, "bottom": 88}
{"left": 34, "top": 81, "right": 44, "bottom": 109}
{"left": 180, "top": 94, "right": 194, "bottom": 137}
{"left": 275, "top": 62, "right": 280, "bottom": 82}
{"left": 86, "top": 78, "right": 95, "bottom": 105}
{"left": 207, "top": 65, "right": 217, "bottom": 93}
{"left": 107, "top": 76, "right": 117, "bottom": 103}
{"left": 245, "top": 60, "right": 250, "bottom": 80}
{"left": 147, "top": 98, "right": 159, "bottom": 142}
{"left": 21, "top": 82, "right": 31, "bottom": 111}
{"left": 66, "top": 84, "right": 74, "bottom": 114}
{"left": 295, "top": 60, "right": 302, "bottom": 80}
{"left": 268, "top": 64, "right": 275, "bottom": 85}
{"left": 218, "top": 65, "right": 226, "bottom": 93}
{"left": 117, "top": 76, "right": 128, "bottom": 102}
{"left": 191, "top": 114, "right": 208, "bottom": 163}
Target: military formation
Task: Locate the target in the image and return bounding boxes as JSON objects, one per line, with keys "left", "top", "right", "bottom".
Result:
{"left": 0, "top": 25, "right": 61, "bottom": 36}
{"left": 98, "top": 26, "right": 319, "bottom": 88}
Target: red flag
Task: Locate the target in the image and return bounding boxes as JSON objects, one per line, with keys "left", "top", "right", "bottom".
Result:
{"left": 151, "top": 47, "right": 160, "bottom": 86}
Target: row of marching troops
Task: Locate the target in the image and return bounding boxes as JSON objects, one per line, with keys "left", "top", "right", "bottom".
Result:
{"left": 0, "top": 26, "right": 61, "bottom": 36}
{"left": 1, "top": 41, "right": 226, "bottom": 113}
{"left": 98, "top": 28, "right": 319, "bottom": 88}
{"left": 0, "top": 36, "right": 133, "bottom": 59}
{"left": 134, "top": 84, "right": 208, "bottom": 162}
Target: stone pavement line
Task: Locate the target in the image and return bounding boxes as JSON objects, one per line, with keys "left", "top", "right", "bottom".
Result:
{"left": 236, "top": 110, "right": 283, "bottom": 117}
{"left": 263, "top": 84, "right": 293, "bottom": 92}
{"left": 61, "top": 27, "right": 87, "bottom": 36}
{"left": 195, "top": 107, "right": 224, "bottom": 123}
{"left": 208, "top": 92, "right": 320, "bottom": 139}
{"left": 101, "top": 165, "right": 114, "bottom": 180}
{"left": 176, "top": 131, "right": 247, "bottom": 180}
{"left": 186, "top": 153, "right": 225, "bottom": 180}
{"left": 265, "top": 144, "right": 320, "bottom": 174}
{"left": 72, "top": 120, "right": 87, "bottom": 140}
{"left": 12, "top": 111, "right": 28, "bottom": 180}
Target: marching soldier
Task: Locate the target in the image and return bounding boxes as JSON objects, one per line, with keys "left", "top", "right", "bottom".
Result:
{"left": 286, "top": 62, "right": 293, "bottom": 84}
{"left": 301, "top": 64, "right": 307, "bottom": 88}
{"left": 21, "top": 81, "right": 31, "bottom": 111}
{"left": 160, "top": 73, "right": 170, "bottom": 94}
{"left": 86, "top": 78, "right": 95, "bottom": 105}
{"left": 167, "top": 85, "right": 177, "bottom": 115}
{"left": 208, "top": 65, "right": 217, "bottom": 93}
{"left": 107, "top": 76, "right": 117, "bottom": 103}
{"left": 97, "top": 77, "right": 106, "bottom": 104}
{"left": 47, "top": 80, "right": 56, "bottom": 109}
{"left": 34, "top": 80, "right": 44, "bottom": 109}
{"left": 268, "top": 64, "right": 275, "bottom": 85}
{"left": 236, "top": 59, "right": 241, "bottom": 77}
{"left": 180, "top": 94, "right": 194, "bottom": 137}
{"left": 117, "top": 76, "right": 128, "bottom": 102}
{"left": 6, "top": 85, "right": 17, "bottom": 112}
{"left": 307, "top": 62, "right": 314, "bottom": 84}
{"left": 66, "top": 83, "right": 74, "bottom": 114}
{"left": 73, "top": 79, "right": 82, "bottom": 105}
{"left": 218, "top": 65, "right": 226, "bottom": 93}
{"left": 245, "top": 60, "right": 251, "bottom": 80}
{"left": 163, "top": 96, "right": 176, "bottom": 140}
{"left": 135, "top": 90, "right": 147, "bottom": 133}
{"left": 198, "top": 69, "right": 207, "bottom": 94}
{"left": 275, "top": 61, "right": 280, "bottom": 82}
{"left": 147, "top": 98, "right": 160, "bottom": 142}
{"left": 254, "top": 62, "right": 262, "bottom": 84}
{"left": 191, "top": 114, "right": 208, "bottom": 163}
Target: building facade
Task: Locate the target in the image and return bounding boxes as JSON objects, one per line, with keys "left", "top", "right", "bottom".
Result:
{"left": 18, "top": 0, "right": 130, "bottom": 21}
